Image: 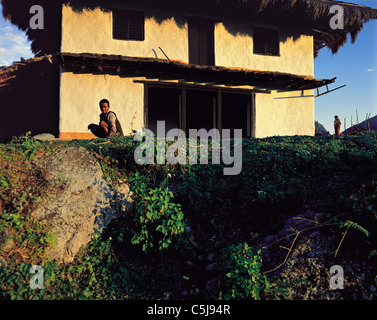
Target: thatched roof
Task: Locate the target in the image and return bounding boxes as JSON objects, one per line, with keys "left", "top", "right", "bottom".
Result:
{"left": 2, "top": 0, "right": 377, "bottom": 56}
{"left": 0, "top": 55, "right": 53, "bottom": 89}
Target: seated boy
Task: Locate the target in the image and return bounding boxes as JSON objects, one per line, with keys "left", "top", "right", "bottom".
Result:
{"left": 88, "top": 99, "right": 123, "bottom": 138}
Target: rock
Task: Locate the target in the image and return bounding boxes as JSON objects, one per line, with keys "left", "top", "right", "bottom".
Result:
{"left": 205, "top": 276, "right": 220, "bottom": 293}
{"left": 0, "top": 256, "right": 7, "bottom": 268}
{"left": 205, "top": 263, "right": 217, "bottom": 272}
{"left": 206, "top": 252, "right": 216, "bottom": 262}
{"left": 186, "top": 260, "right": 194, "bottom": 266}
{"left": 31, "top": 147, "right": 132, "bottom": 264}
{"left": 181, "top": 290, "right": 189, "bottom": 297}
{"left": 0, "top": 228, "right": 16, "bottom": 252}
{"left": 32, "top": 133, "right": 55, "bottom": 140}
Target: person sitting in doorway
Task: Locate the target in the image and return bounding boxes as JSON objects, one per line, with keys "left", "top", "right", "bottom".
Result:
{"left": 88, "top": 99, "right": 124, "bottom": 138}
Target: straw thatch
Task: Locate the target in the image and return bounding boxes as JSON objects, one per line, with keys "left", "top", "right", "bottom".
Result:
{"left": 2, "top": 0, "right": 377, "bottom": 57}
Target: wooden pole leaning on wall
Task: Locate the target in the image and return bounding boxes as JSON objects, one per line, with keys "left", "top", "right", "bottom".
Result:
{"left": 314, "top": 84, "right": 346, "bottom": 98}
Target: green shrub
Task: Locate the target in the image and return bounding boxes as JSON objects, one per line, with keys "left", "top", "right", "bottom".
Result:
{"left": 128, "top": 171, "right": 186, "bottom": 252}
{"left": 219, "top": 242, "right": 287, "bottom": 300}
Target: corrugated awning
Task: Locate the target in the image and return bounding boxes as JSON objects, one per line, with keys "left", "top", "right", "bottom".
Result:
{"left": 57, "top": 52, "right": 335, "bottom": 91}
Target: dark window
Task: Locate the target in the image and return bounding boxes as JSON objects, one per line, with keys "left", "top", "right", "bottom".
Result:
{"left": 186, "top": 89, "right": 216, "bottom": 131}
{"left": 222, "top": 92, "right": 250, "bottom": 138}
{"left": 253, "top": 27, "right": 279, "bottom": 56}
{"left": 112, "top": 9, "right": 144, "bottom": 41}
{"left": 188, "top": 18, "right": 215, "bottom": 66}
{"left": 146, "top": 85, "right": 254, "bottom": 138}
{"left": 147, "top": 87, "right": 180, "bottom": 135}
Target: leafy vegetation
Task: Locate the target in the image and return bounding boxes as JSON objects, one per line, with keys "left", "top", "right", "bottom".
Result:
{"left": 219, "top": 242, "right": 287, "bottom": 300}
{"left": 128, "top": 171, "right": 185, "bottom": 252}
{"left": 0, "top": 132, "right": 376, "bottom": 299}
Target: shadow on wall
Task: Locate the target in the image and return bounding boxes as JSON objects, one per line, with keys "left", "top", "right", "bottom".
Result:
{"left": 0, "top": 59, "right": 60, "bottom": 143}
{"left": 66, "top": 0, "right": 307, "bottom": 43}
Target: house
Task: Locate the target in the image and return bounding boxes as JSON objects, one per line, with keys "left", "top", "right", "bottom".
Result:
{"left": 1, "top": 0, "right": 377, "bottom": 142}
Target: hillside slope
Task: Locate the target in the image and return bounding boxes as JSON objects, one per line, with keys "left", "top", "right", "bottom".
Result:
{"left": 0, "top": 132, "right": 376, "bottom": 300}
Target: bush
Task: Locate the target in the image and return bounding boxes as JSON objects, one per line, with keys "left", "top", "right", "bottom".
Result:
{"left": 128, "top": 171, "right": 186, "bottom": 252}
{"left": 219, "top": 242, "right": 287, "bottom": 300}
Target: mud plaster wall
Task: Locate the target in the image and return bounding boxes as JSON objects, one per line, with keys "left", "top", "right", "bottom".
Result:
{"left": 59, "top": 69, "right": 144, "bottom": 136}
{"left": 61, "top": 4, "right": 314, "bottom": 76}
{"left": 61, "top": 5, "right": 189, "bottom": 62}
{"left": 254, "top": 90, "right": 315, "bottom": 138}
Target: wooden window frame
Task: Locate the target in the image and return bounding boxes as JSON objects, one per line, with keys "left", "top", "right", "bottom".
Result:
{"left": 112, "top": 9, "right": 145, "bottom": 41}
{"left": 188, "top": 18, "right": 215, "bottom": 66}
{"left": 253, "top": 26, "right": 280, "bottom": 56}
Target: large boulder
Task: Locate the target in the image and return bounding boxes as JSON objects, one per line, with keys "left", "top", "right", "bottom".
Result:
{"left": 31, "top": 147, "right": 132, "bottom": 264}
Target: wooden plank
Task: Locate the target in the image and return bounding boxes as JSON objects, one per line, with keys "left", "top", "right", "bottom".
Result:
{"left": 133, "top": 79, "right": 271, "bottom": 93}
{"left": 217, "top": 88, "right": 222, "bottom": 133}
{"left": 213, "top": 96, "right": 217, "bottom": 129}
{"left": 188, "top": 20, "right": 199, "bottom": 65}
{"left": 144, "top": 84, "right": 149, "bottom": 129}
{"left": 181, "top": 86, "right": 187, "bottom": 135}
{"left": 179, "top": 94, "right": 182, "bottom": 130}
{"left": 251, "top": 92, "right": 256, "bottom": 138}
{"left": 247, "top": 93, "right": 251, "bottom": 138}
{"left": 314, "top": 84, "right": 346, "bottom": 97}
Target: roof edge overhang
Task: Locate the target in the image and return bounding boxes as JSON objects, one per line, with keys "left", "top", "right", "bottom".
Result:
{"left": 57, "top": 52, "right": 335, "bottom": 91}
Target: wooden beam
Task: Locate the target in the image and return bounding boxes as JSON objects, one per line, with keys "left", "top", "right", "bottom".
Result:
{"left": 179, "top": 93, "right": 182, "bottom": 130}
{"left": 315, "top": 84, "right": 346, "bottom": 98}
{"left": 144, "top": 84, "right": 149, "bottom": 129}
{"left": 247, "top": 93, "right": 251, "bottom": 138}
{"left": 217, "top": 88, "right": 222, "bottom": 133}
{"left": 181, "top": 86, "right": 187, "bottom": 135}
{"left": 133, "top": 79, "right": 271, "bottom": 93}
{"left": 213, "top": 96, "right": 217, "bottom": 130}
{"left": 251, "top": 92, "right": 256, "bottom": 138}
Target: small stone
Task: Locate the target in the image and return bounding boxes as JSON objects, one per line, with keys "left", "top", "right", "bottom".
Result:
{"left": 0, "top": 256, "right": 7, "bottom": 268}
{"left": 205, "top": 263, "right": 217, "bottom": 271}
{"left": 206, "top": 252, "right": 215, "bottom": 262}
{"left": 205, "top": 277, "right": 220, "bottom": 292}
{"left": 32, "top": 133, "right": 55, "bottom": 140}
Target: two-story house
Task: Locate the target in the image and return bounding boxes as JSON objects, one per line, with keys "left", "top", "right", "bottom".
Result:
{"left": 1, "top": 0, "right": 377, "bottom": 142}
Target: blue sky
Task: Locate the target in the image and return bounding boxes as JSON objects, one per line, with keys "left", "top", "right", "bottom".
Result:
{"left": 0, "top": 11, "right": 33, "bottom": 66}
{"left": 0, "top": 1, "right": 376, "bottom": 133}
{"left": 314, "top": 0, "right": 377, "bottom": 133}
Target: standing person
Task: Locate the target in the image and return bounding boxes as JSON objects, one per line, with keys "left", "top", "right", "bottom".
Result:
{"left": 88, "top": 99, "right": 124, "bottom": 138}
{"left": 334, "top": 115, "right": 342, "bottom": 136}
